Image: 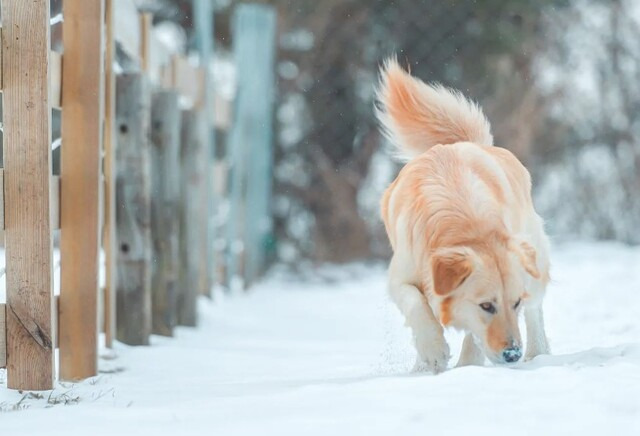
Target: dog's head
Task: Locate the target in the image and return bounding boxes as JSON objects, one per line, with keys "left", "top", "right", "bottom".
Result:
{"left": 430, "top": 239, "right": 539, "bottom": 364}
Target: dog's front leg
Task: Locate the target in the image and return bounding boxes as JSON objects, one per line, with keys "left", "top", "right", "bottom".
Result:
{"left": 456, "top": 334, "right": 485, "bottom": 367}
{"left": 390, "top": 282, "right": 450, "bottom": 373}
{"left": 524, "top": 304, "right": 549, "bottom": 359}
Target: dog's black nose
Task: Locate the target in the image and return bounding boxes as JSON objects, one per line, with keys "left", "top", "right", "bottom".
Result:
{"left": 502, "top": 346, "right": 522, "bottom": 363}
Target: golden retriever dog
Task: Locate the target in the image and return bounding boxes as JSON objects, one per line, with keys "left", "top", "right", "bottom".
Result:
{"left": 376, "top": 58, "right": 551, "bottom": 372}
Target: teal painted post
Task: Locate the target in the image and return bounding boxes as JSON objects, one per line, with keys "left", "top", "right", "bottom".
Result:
{"left": 227, "top": 4, "right": 277, "bottom": 289}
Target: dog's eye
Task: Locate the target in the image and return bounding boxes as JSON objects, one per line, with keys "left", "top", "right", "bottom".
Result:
{"left": 479, "top": 302, "right": 496, "bottom": 314}
{"left": 513, "top": 298, "right": 522, "bottom": 310}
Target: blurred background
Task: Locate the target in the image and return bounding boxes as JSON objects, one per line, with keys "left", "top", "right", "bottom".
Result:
{"left": 144, "top": 0, "right": 640, "bottom": 275}
{"left": 2, "top": 0, "right": 638, "bottom": 424}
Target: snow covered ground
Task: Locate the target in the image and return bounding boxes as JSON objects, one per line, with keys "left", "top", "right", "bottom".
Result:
{"left": 1, "top": 241, "right": 639, "bottom": 435}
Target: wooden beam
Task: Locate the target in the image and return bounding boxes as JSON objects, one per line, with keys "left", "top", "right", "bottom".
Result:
{"left": 139, "top": 12, "right": 152, "bottom": 73}
{"left": 150, "top": 91, "right": 181, "bottom": 336}
{"left": 0, "top": 304, "right": 6, "bottom": 369}
{"left": 0, "top": 169, "right": 4, "bottom": 230}
{"left": 214, "top": 92, "right": 233, "bottom": 130}
{"left": 0, "top": 172, "right": 58, "bottom": 231}
{"left": 51, "top": 175, "right": 61, "bottom": 230}
{"left": 193, "top": 0, "right": 215, "bottom": 297}
{"left": 166, "top": 55, "right": 205, "bottom": 109}
{"left": 148, "top": 26, "right": 172, "bottom": 85}
{"left": 1, "top": 0, "right": 55, "bottom": 391}
{"left": 58, "top": 0, "right": 105, "bottom": 382}
{"left": 103, "top": 0, "right": 118, "bottom": 349}
{"left": 0, "top": 28, "right": 60, "bottom": 102}
{"left": 115, "top": 73, "right": 152, "bottom": 345}
{"left": 177, "top": 110, "right": 205, "bottom": 326}
{"left": 0, "top": 174, "right": 58, "bottom": 231}
{"left": 50, "top": 50, "right": 63, "bottom": 108}
{"left": 0, "top": 297, "right": 63, "bottom": 364}
{"left": 0, "top": 28, "right": 3, "bottom": 89}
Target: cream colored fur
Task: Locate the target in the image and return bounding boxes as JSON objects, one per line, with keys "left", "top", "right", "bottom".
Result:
{"left": 377, "top": 58, "right": 550, "bottom": 372}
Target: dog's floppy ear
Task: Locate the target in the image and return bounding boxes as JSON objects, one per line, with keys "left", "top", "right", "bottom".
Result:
{"left": 509, "top": 239, "right": 540, "bottom": 279}
{"left": 431, "top": 247, "right": 474, "bottom": 296}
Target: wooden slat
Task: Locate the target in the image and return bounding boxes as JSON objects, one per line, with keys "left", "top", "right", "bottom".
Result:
{"left": 214, "top": 92, "right": 233, "bottom": 130}
{"left": 150, "top": 91, "right": 181, "bottom": 336}
{"left": 0, "top": 173, "right": 58, "bottom": 231}
{"left": 148, "top": 28, "right": 172, "bottom": 85}
{"left": 103, "top": 0, "right": 118, "bottom": 349}
{"left": 0, "top": 28, "right": 3, "bottom": 89}
{"left": 166, "top": 56, "right": 205, "bottom": 109}
{"left": 0, "top": 304, "right": 6, "bottom": 369}
{"left": 0, "top": 28, "right": 58, "bottom": 99}
{"left": 2, "top": 0, "right": 55, "bottom": 391}
{"left": 50, "top": 50, "right": 62, "bottom": 108}
{"left": 139, "top": 12, "right": 152, "bottom": 73}
{"left": 193, "top": 0, "right": 215, "bottom": 297}
{"left": 115, "top": 73, "right": 152, "bottom": 345}
{"left": 58, "top": 0, "right": 105, "bottom": 381}
{"left": 177, "top": 110, "right": 204, "bottom": 326}
{"left": 51, "top": 175, "right": 60, "bottom": 230}
{"left": 0, "top": 169, "right": 4, "bottom": 230}
{"left": 1, "top": 298, "right": 68, "bottom": 369}
{"left": 0, "top": 43, "right": 61, "bottom": 104}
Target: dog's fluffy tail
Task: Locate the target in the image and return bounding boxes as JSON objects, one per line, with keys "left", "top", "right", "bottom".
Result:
{"left": 375, "top": 57, "right": 493, "bottom": 160}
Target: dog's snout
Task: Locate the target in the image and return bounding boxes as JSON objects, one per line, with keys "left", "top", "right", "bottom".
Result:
{"left": 502, "top": 346, "right": 522, "bottom": 363}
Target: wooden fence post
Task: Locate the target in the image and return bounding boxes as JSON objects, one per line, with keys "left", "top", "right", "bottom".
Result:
{"left": 150, "top": 90, "right": 181, "bottom": 336}
{"left": 115, "top": 73, "right": 152, "bottom": 345}
{"left": 177, "top": 110, "right": 205, "bottom": 326}
{"left": 0, "top": 305, "right": 6, "bottom": 369}
{"left": 1, "top": 0, "right": 55, "bottom": 390}
{"left": 193, "top": 0, "right": 215, "bottom": 295}
{"left": 228, "top": 4, "right": 277, "bottom": 288}
{"left": 59, "top": 0, "right": 105, "bottom": 381}
{"left": 103, "top": 0, "right": 118, "bottom": 348}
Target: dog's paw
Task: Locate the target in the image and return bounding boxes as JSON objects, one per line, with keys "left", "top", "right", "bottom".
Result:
{"left": 413, "top": 335, "right": 450, "bottom": 374}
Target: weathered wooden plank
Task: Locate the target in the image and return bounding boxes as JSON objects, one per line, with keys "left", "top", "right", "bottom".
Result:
{"left": 115, "top": 73, "right": 152, "bottom": 345}
{"left": 103, "top": 0, "right": 118, "bottom": 349}
{"left": 167, "top": 56, "right": 205, "bottom": 109}
{"left": 0, "top": 169, "right": 4, "bottom": 230}
{"left": 148, "top": 27, "right": 172, "bottom": 86}
{"left": 194, "top": 0, "right": 215, "bottom": 297}
{"left": 0, "top": 299, "right": 62, "bottom": 362}
{"left": 139, "top": 12, "right": 153, "bottom": 73}
{"left": 1, "top": 0, "right": 55, "bottom": 391}
{"left": 58, "top": 0, "right": 105, "bottom": 381}
{"left": 0, "top": 29, "right": 59, "bottom": 101}
{"left": 51, "top": 175, "right": 61, "bottom": 230}
{"left": 214, "top": 92, "right": 233, "bottom": 130}
{"left": 50, "top": 50, "right": 62, "bottom": 108}
{"left": 0, "top": 304, "right": 6, "bottom": 368}
{"left": 0, "top": 28, "right": 3, "bottom": 89}
{"left": 0, "top": 173, "right": 58, "bottom": 231}
{"left": 150, "top": 91, "right": 181, "bottom": 336}
{"left": 177, "top": 110, "right": 206, "bottom": 326}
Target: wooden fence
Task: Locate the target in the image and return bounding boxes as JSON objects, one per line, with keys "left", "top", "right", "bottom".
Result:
{"left": 0, "top": 0, "right": 276, "bottom": 391}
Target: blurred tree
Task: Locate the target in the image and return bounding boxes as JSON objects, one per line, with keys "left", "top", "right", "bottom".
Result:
{"left": 217, "top": 0, "right": 567, "bottom": 264}
{"left": 533, "top": 0, "right": 640, "bottom": 243}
